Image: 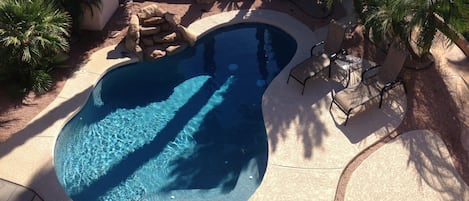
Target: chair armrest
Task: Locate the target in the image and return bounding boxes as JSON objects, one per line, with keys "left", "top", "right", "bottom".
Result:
{"left": 377, "top": 77, "right": 405, "bottom": 108}
{"left": 310, "top": 41, "right": 325, "bottom": 56}
{"left": 380, "top": 78, "right": 404, "bottom": 95}
{"left": 330, "top": 48, "right": 347, "bottom": 61}
{"left": 384, "top": 78, "right": 403, "bottom": 89}
{"left": 361, "top": 65, "right": 381, "bottom": 81}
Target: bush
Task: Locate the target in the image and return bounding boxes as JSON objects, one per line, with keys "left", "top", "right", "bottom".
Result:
{"left": 0, "top": 0, "right": 71, "bottom": 95}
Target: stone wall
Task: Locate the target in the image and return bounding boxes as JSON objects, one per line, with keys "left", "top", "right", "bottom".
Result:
{"left": 125, "top": 4, "right": 196, "bottom": 60}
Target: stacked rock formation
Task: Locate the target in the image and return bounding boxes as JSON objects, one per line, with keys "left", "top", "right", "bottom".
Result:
{"left": 125, "top": 4, "right": 197, "bottom": 60}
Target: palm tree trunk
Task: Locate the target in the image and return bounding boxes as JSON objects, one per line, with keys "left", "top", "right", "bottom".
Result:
{"left": 434, "top": 13, "right": 469, "bottom": 57}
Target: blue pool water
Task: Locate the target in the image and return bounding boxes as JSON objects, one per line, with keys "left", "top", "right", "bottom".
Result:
{"left": 54, "top": 23, "right": 297, "bottom": 201}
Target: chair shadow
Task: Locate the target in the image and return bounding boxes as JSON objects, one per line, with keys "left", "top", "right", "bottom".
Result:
{"left": 336, "top": 85, "right": 406, "bottom": 144}
{"left": 265, "top": 71, "right": 346, "bottom": 158}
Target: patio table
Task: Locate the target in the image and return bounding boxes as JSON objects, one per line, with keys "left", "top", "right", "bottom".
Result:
{"left": 333, "top": 54, "right": 376, "bottom": 87}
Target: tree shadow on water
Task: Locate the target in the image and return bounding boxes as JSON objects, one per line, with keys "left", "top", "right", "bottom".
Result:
{"left": 71, "top": 78, "right": 214, "bottom": 200}
{"left": 71, "top": 75, "right": 267, "bottom": 200}
{"left": 160, "top": 103, "right": 268, "bottom": 194}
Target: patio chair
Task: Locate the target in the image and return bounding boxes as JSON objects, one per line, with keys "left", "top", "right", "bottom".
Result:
{"left": 287, "top": 19, "right": 346, "bottom": 95}
{"left": 329, "top": 44, "right": 407, "bottom": 125}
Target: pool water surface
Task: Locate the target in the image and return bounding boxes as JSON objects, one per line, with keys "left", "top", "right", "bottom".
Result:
{"left": 54, "top": 23, "right": 297, "bottom": 201}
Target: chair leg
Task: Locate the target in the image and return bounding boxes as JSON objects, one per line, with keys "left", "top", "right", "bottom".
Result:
{"left": 402, "top": 82, "right": 407, "bottom": 94}
{"left": 328, "top": 65, "right": 332, "bottom": 78}
{"left": 345, "top": 68, "right": 351, "bottom": 88}
{"left": 329, "top": 89, "right": 337, "bottom": 111}
{"left": 301, "top": 85, "right": 305, "bottom": 95}
{"left": 287, "top": 75, "right": 291, "bottom": 83}
{"left": 344, "top": 107, "right": 355, "bottom": 126}
{"left": 379, "top": 93, "right": 384, "bottom": 108}
{"left": 344, "top": 112, "right": 350, "bottom": 126}
{"left": 330, "top": 96, "right": 353, "bottom": 126}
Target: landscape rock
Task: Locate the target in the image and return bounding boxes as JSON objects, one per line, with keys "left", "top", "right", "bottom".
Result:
{"left": 127, "top": 15, "right": 140, "bottom": 37}
{"left": 166, "top": 43, "right": 189, "bottom": 56}
{"left": 125, "top": 15, "right": 141, "bottom": 54}
{"left": 137, "top": 4, "right": 166, "bottom": 20}
{"left": 141, "top": 36, "right": 154, "bottom": 47}
{"left": 142, "top": 16, "right": 166, "bottom": 26}
{"left": 140, "top": 26, "right": 161, "bottom": 36}
{"left": 177, "top": 25, "right": 197, "bottom": 46}
{"left": 144, "top": 46, "right": 167, "bottom": 60}
{"left": 151, "top": 49, "right": 166, "bottom": 60}
{"left": 164, "top": 13, "right": 181, "bottom": 27}
{"left": 153, "top": 32, "right": 179, "bottom": 43}
{"left": 125, "top": 3, "right": 197, "bottom": 60}
{"left": 159, "top": 22, "right": 175, "bottom": 32}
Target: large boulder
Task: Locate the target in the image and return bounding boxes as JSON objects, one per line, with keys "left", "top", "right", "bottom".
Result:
{"left": 137, "top": 4, "right": 165, "bottom": 20}
{"left": 177, "top": 25, "right": 197, "bottom": 46}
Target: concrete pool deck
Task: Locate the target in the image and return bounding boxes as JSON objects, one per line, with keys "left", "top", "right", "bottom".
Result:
{"left": 0, "top": 6, "right": 468, "bottom": 201}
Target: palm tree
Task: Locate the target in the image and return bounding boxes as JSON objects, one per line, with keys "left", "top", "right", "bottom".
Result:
{"left": 357, "top": 0, "right": 469, "bottom": 59}
{"left": 0, "top": 0, "right": 71, "bottom": 94}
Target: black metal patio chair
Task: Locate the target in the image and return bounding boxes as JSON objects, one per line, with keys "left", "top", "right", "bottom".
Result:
{"left": 287, "top": 19, "right": 346, "bottom": 95}
{"left": 329, "top": 44, "right": 407, "bottom": 125}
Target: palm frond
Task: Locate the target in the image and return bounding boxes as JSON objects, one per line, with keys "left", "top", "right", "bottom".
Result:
{"left": 360, "top": 0, "right": 468, "bottom": 57}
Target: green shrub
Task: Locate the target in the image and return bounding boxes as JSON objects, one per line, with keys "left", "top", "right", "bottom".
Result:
{"left": 0, "top": 0, "right": 71, "bottom": 95}
{"left": 30, "top": 69, "right": 53, "bottom": 95}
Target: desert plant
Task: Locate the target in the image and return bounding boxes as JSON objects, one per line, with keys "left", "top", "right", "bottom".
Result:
{"left": 0, "top": 0, "right": 71, "bottom": 94}
{"left": 357, "top": 0, "right": 469, "bottom": 59}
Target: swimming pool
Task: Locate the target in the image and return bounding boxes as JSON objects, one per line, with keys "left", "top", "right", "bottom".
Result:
{"left": 54, "top": 23, "right": 297, "bottom": 201}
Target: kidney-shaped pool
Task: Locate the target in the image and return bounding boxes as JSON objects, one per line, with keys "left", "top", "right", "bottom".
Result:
{"left": 54, "top": 23, "right": 297, "bottom": 201}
